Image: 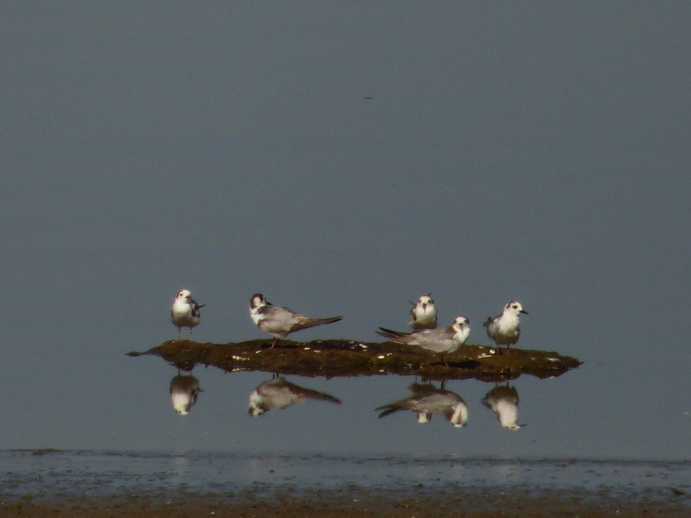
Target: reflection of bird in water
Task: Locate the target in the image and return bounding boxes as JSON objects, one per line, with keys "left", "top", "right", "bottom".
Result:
{"left": 483, "top": 300, "right": 528, "bottom": 353}
{"left": 249, "top": 293, "right": 343, "bottom": 348}
{"left": 171, "top": 289, "right": 205, "bottom": 340}
{"left": 248, "top": 377, "right": 342, "bottom": 416}
{"left": 377, "top": 316, "right": 470, "bottom": 365}
{"left": 376, "top": 383, "right": 469, "bottom": 427}
{"left": 408, "top": 294, "right": 437, "bottom": 330}
{"left": 170, "top": 374, "right": 201, "bottom": 415}
{"left": 482, "top": 385, "right": 524, "bottom": 430}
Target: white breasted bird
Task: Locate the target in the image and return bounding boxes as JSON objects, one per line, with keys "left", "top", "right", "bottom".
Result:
{"left": 171, "top": 289, "right": 205, "bottom": 340}
{"left": 377, "top": 316, "right": 470, "bottom": 365}
{"left": 483, "top": 300, "right": 528, "bottom": 353}
{"left": 249, "top": 293, "right": 343, "bottom": 348}
{"left": 408, "top": 294, "right": 438, "bottom": 330}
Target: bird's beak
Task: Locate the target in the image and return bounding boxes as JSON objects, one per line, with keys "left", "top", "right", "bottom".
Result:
{"left": 521, "top": 309, "right": 529, "bottom": 314}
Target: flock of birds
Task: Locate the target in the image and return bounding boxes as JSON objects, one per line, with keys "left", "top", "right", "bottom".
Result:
{"left": 171, "top": 290, "right": 529, "bottom": 355}
{"left": 169, "top": 290, "right": 527, "bottom": 428}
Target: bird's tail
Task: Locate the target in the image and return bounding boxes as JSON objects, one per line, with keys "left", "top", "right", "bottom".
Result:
{"left": 295, "top": 316, "right": 343, "bottom": 333}
{"left": 376, "top": 327, "right": 407, "bottom": 340}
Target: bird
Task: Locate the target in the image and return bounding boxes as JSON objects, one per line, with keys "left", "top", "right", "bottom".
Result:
{"left": 377, "top": 316, "right": 470, "bottom": 365}
{"left": 483, "top": 300, "right": 528, "bottom": 353}
{"left": 248, "top": 377, "right": 341, "bottom": 416}
{"left": 249, "top": 293, "right": 343, "bottom": 348}
{"left": 169, "top": 374, "right": 201, "bottom": 415}
{"left": 376, "top": 383, "right": 469, "bottom": 427}
{"left": 408, "top": 294, "right": 438, "bottom": 330}
{"left": 171, "top": 289, "right": 205, "bottom": 340}
{"left": 482, "top": 385, "right": 524, "bottom": 430}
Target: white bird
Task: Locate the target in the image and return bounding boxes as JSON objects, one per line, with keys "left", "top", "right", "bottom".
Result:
{"left": 483, "top": 300, "right": 528, "bottom": 353}
{"left": 377, "top": 316, "right": 470, "bottom": 364}
{"left": 482, "top": 385, "right": 524, "bottom": 430}
{"left": 376, "top": 383, "right": 468, "bottom": 427}
{"left": 169, "top": 374, "right": 201, "bottom": 415}
{"left": 171, "top": 289, "right": 205, "bottom": 340}
{"left": 249, "top": 293, "right": 343, "bottom": 348}
{"left": 248, "top": 377, "right": 341, "bottom": 416}
{"left": 408, "top": 294, "right": 437, "bottom": 330}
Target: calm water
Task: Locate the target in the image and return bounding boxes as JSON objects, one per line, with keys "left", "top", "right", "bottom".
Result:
{"left": 106, "top": 353, "right": 689, "bottom": 460}
{"left": 3, "top": 338, "right": 690, "bottom": 506}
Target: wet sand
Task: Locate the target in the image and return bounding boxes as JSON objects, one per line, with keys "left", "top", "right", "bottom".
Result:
{"left": 2, "top": 487, "right": 688, "bottom": 517}
{"left": 3, "top": 451, "right": 688, "bottom": 517}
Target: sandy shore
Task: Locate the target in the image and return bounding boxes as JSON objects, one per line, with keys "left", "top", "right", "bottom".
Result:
{"left": 1, "top": 487, "right": 688, "bottom": 517}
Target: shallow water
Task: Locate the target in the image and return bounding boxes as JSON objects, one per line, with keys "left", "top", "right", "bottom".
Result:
{"left": 2, "top": 449, "right": 689, "bottom": 505}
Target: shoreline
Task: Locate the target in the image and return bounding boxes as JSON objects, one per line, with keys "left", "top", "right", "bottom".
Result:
{"left": 2, "top": 451, "right": 689, "bottom": 516}
{"left": 2, "top": 487, "right": 688, "bottom": 517}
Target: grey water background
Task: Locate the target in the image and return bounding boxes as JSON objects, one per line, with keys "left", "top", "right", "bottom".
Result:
{"left": 1, "top": 1, "right": 690, "bottom": 469}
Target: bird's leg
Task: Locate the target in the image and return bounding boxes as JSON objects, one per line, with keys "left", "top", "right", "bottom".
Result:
{"left": 271, "top": 338, "right": 278, "bottom": 348}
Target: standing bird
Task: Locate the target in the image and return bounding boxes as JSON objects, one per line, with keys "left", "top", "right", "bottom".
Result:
{"left": 249, "top": 293, "right": 343, "bottom": 348}
{"left": 377, "top": 316, "right": 470, "bottom": 365}
{"left": 408, "top": 294, "right": 438, "bottom": 330}
{"left": 483, "top": 300, "right": 528, "bottom": 353}
{"left": 171, "top": 289, "right": 205, "bottom": 340}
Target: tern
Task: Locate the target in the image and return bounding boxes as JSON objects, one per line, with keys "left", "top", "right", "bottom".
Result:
{"left": 377, "top": 316, "right": 470, "bottom": 365}
{"left": 171, "top": 289, "right": 205, "bottom": 340}
{"left": 408, "top": 294, "right": 437, "bottom": 330}
{"left": 483, "top": 300, "right": 528, "bottom": 353}
{"left": 249, "top": 293, "right": 343, "bottom": 348}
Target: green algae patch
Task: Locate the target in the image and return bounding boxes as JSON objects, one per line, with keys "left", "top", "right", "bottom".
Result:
{"left": 128, "top": 339, "right": 581, "bottom": 382}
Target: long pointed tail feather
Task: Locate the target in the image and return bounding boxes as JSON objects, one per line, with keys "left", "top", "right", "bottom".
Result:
{"left": 376, "top": 327, "right": 408, "bottom": 340}
{"left": 294, "top": 316, "right": 343, "bottom": 333}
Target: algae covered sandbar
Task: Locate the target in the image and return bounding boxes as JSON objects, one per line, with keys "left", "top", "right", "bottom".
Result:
{"left": 128, "top": 339, "right": 581, "bottom": 381}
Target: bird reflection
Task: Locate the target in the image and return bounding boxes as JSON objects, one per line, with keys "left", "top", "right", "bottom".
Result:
{"left": 481, "top": 384, "right": 524, "bottom": 430}
{"left": 170, "top": 373, "right": 201, "bottom": 415}
{"left": 248, "top": 377, "right": 342, "bottom": 416}
{"left": 376, "top": 383, "right": 469, "bottom": 427}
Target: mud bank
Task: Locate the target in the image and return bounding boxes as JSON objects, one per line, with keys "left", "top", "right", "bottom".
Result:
{"left": 1, "top": 488, "right": 687, "bottom": 517}
{"left": 129, "top": 339, "right": 581, "bottom": 381}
